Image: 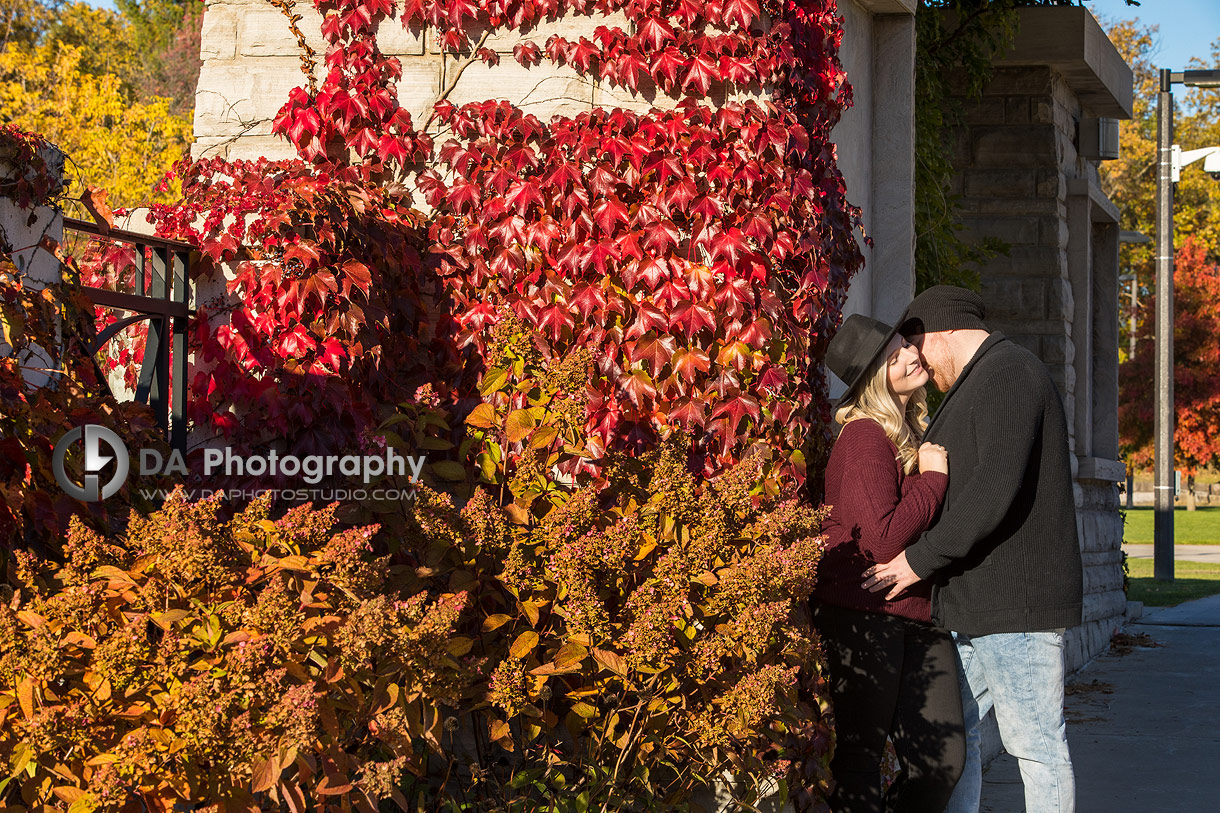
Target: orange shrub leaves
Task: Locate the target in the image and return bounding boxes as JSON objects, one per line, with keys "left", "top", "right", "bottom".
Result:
{"left": 0, "top": 489, "right": 472, "bottom": 811}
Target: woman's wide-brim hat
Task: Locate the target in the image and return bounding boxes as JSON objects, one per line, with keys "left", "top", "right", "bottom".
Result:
{"left": 825, "top": 313, "right": 903, "bottom": 409}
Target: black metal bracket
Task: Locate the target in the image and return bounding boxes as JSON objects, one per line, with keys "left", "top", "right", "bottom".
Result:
{"left": 64, "top": 216, "right": 193, "bottom": 456}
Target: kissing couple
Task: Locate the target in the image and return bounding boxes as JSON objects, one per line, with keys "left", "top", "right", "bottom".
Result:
{"left": 811, "top": 285, "right": 1083, "bottom": 813}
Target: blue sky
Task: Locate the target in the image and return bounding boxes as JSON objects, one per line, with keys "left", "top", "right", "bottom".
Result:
{"left": 83, "top": 0, "right": 1218, "bottom": 68}
{"left": 1089, "top": 0, "right": 1220, "bottom": 67}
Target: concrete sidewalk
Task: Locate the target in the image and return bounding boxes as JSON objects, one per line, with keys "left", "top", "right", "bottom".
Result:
{"left": 980, "top": 594, "right": 1220, "bottom": 812}
{"left": 1122, "top": 543, "right": 1220, "bottom": 564}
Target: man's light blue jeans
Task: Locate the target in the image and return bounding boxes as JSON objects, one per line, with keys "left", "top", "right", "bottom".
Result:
{"left": 945, "top": 630, "right": 1075, "bottom": 813}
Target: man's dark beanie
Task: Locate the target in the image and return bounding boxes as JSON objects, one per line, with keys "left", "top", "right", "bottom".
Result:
{"left": 900, "top": 285, "right": 989, "bottom": 335}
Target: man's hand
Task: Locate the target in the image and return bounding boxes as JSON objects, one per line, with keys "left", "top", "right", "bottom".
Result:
{"left": 862, "top": 551, "right": 921, "bottom": 600}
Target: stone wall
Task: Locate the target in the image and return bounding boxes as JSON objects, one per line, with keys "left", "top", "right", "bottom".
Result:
{"left": 195, "top": 0, "right": 687, "bottom": 162}
{"left": 950, "top": 66, "right": 1078, "bottom": 404}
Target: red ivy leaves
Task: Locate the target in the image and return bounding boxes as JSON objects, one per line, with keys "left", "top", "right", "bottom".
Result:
{"left": 138, "top": 0, "right": 861, "bottom": 485}
{"left": 0, "top": 125, "right": 65, "bottom": 209}
{"left": 272, "top": 0, "right": 431, "bottom": 174}
{"left": 424, "top": 90, "right": 859, "bottom": 474}
{"left": 144, "top": 156, "right": 464, "bottom": 458}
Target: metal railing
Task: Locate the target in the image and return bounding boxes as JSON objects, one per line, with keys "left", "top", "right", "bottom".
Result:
{"left": 64, "top": 216, "right": 192, "bottom": 455}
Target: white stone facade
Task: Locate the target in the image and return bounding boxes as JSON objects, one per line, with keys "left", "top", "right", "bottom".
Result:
{"left": 193, "top": 0, "right": 668, "bottom": 161}
{"left": 832, "top": 0, "right": 918, "bottom": 331}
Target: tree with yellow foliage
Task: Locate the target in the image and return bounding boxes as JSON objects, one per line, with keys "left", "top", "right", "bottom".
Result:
{"left": 1100, "top": 20, "right": 1220, "bottom": 268}
{"left": 0, "top": 42, "right": 192, "bottom": 208}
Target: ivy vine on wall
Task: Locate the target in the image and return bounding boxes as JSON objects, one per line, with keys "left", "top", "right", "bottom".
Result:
{"left": 913, "top": 0, "right": 1084, "bottom": 293}
{"left": 146, "top": 0, "right": 864, "bottom": 491}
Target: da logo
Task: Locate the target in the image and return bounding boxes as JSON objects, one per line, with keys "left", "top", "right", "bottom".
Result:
{"left": 53, "top": 425, "right": 130, "bottom": 502}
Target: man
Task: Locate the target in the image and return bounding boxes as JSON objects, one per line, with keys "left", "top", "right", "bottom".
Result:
{"left": 862, "top": 285, "right": 1083, "bottom": 813}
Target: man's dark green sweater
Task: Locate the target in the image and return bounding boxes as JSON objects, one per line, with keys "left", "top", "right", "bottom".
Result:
{"left": 904, "top": 332, "right": 1083, "bottom": 635}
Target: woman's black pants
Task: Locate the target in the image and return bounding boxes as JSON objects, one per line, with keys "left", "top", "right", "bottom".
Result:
{"left": 813, "top": 602, "right": 966, "bottom": 813}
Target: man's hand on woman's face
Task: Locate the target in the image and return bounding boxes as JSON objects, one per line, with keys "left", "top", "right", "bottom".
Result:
{"left": 862, "top": 551, "right": 922, "bottom": 600}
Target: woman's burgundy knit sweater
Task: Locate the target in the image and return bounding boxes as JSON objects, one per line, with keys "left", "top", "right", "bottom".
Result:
{"left": 813, "top": 418, "right": 948, "bottom": 623}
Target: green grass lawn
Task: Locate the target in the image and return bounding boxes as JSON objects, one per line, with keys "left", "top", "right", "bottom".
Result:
{"left": 1126, "top": 558, "right": 1220, "bottom": 607}
{"left": 1123, "top": 506, "right": 1220, "bottom": 545}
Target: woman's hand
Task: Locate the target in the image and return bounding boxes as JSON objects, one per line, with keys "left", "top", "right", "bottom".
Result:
{"left": 918, "top": 442, "right": 948, "bottom": 475}
{"left": 862, "top": 551, "right": 922, "bottom": 599}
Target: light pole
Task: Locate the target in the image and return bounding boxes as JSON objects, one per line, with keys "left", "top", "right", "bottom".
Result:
{"left": 1154, "top": 68, "right": 1220, "bottom": 582}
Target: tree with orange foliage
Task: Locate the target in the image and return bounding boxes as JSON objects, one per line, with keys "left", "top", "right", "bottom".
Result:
{"left": 1119, "top": 237, "right": 1220, "bottom": 508}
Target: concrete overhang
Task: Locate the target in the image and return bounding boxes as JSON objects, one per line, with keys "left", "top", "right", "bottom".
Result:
{"left": 994, "top": 7, "right": 1134, "bottom": 119}
{"left": 853, "top": 0, "right": 916, "bottom": 15}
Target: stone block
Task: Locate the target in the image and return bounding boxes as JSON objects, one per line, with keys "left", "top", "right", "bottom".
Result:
{"left": 200, "top": 8, "right": 238, "bottom": 61}
{"left": 1048, "top": 276, "right": 1074, "bottom": 319}
{"left": 194, "top": 57, "right": 318, "bottom": 139}
{"left": 228, "top": 135, "right": 299, "bottom": 163}
{"left": 1042, "top": 333, "right": 1075, "bottom": 366}
{"left": 949, "top": 127, "right": 972, "bottom": 167}
{"left": 1080, "top": 510, "right": 1122, "bottom": 550}
{"left": 1005, "top": 95, "right": 1030, "bottom": 124}
{"left": 944, "top": 71, "right": 971, "bottom": 96}
{"left": 237, "top": 7, "right": 330, "bottom": 58}
{"left": 982, "top": 67, "right": 1053, "bottom": 96}
{"left": 964, "top": 97, "right": 1006, "bottom": 126}
{"left": 1041, "top": 215, "right": 1069, "bottom": 248}
{"left": 1036, "top": 168, "right": 1062, "bottom": 198}
{"left": 1081, "top": 589, "right": 1127, "bottom": 624}
{"left": 1095, "top": 522, "right": 1123, "bottom": 552}
{"left": 1047, "top": 366, "right": 1075, "bottom": 407}
{"left": 1084, "top": 563, "right": 1123, "bottom": 595}
{"left": 397, "top": 58, "right": 445, "bottom": 125}
{"left": 960, "top": 216, "right": 1040, "bottom": 245}
{"left": 0, "top": 200, "right": 60, "bottom": 291}
{"left": 444, "top": 58, "right": 594, "bottom": 121}
{"left": 190, "top": 136, "right": 230, "bottom": 161}
{"left": 1063, "top": 616, "right": 1121, "bottom": 671}
{"left": 449, "top": 10, "right": 631, "bottom": 54}
{"left": 1081, "top": 550, "right": 1122, "bottom": 568}
{"left": 1064, "top": 627, "right": 1086, "bottom": 674}
{"left": 963, "top": 168, "right": 1037, "bottom": 198}
{"left": 972, "top": 124, "right": 1061, "bottom": 168}
{"left": 1033, "top": 99, "right": 1055, "bottom": 124}
{"left": 190, "top": 134, "right": 301, "bottom": 163}
{"left": 724, "top": 83, "right": 771, "bottom": 109}
{"left": 1053, "top": 98, "right": 1076, "bottom": 137}
{"left": 377, "top": 19, "right": 427, "bottom": 56}
{"left": 1051, "top": 73, "right": 1080, "bottom": 117}
{"left": 983, "top": 278, "right": 1048, "bottom": 320}
{"left": 977, "top": 197, "right": 1064, "bottom": 217}
{"left": 979, "top": 244, "right": 1064, "bottom": 276}
{"left": 1057, "top": 128, "right": 1079, "bottom": 166}
{"left": 593, "top": 76, "right": 681, "bottom": 115}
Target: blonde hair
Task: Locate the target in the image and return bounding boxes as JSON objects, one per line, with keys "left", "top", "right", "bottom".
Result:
{"left": 834, "top": 358, "right": 929, "bottom": 474}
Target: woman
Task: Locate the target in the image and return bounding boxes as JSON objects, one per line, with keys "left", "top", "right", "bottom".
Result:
{"left": 813, "top": 314, "right": 965, "bottom": 812}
